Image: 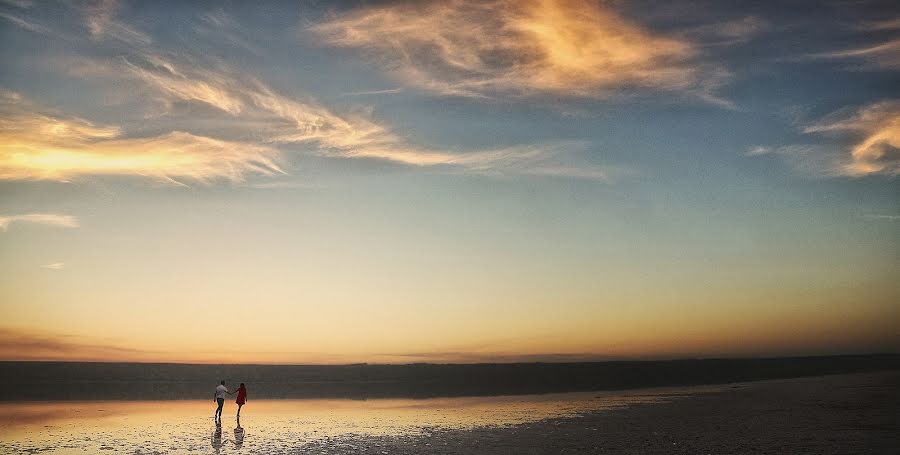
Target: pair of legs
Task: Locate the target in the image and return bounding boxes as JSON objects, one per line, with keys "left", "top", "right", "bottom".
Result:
{"left": 236, "top": 403, "right": 243, "bottom": 417}
{"left": 215, "top": 398, "right": 224, "bottom": 420}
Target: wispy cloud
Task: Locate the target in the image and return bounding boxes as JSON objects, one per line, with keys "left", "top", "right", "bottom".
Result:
{"left": 803, "top": 101, "right": 900, "bottom": 176}
{"left": 199, "top": 7, "right": 236, "bottom": 28}
{"left": 0, "top": 95, "right": 283, "bottom": 183}
{"left": 194, "top": 7, "right": 260, "bottom": 55}
{"left": 744, "top": 146, "right": 774, "bottom": 156}
{"left": 749, "top": 100, "right": 900, "bottom": 177}
{"left": 311, "top": 0, "right": 730, "bottom": 104}
{"left": 41, "top": 262, "right": 65, "bottom": 269}
{"left": 341, "top": 87, "right": 405, "bottom": 97}
{"left": 806, "top": 38, "right": 900, "bottom": 70}
{"left": 683, "top": 15, "right": 769, "bottom": 46}
{"left": 860, "top": 18, "right": 900, "bottom": 32}
{"left": 863, "top": 214, "right": 900, "bottom": 221}
{"left": 8, "top": 1, "right": 622, "bottom": 183}
{"left": 119, "top": 55, "right": 246, "bottom": 115}
{"left": 72, "top": 53, "right": 616, "bottom": 180}
{"left": 81, "top": 0, "right": 151, "bottom": 45}
{"left": 0, "top": 0, "right": 34, "bottom": 8}
{"left": 335, "top": 140, "right": 625, "bottom": 181}
{"left": 801, "top": 16, "right": 900, "bottom": 70}
{"left": 243, "top": 180, "right": 324, "bottom": 190}
{"left": 0, "top": 213, "right": 79, "bottom": 231}
{"left": 0, "top": 327, "right": 151, "bottom": 361}
{"left": 0, "top": 11, "right": 63, "bottom": 37}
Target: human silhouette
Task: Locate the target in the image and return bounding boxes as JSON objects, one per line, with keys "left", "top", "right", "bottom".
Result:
{"left": 213, "top": 380, "right": 228, "bottom": 422}
{"left": 231, "top": 383, "right": 248, "bottom": 417}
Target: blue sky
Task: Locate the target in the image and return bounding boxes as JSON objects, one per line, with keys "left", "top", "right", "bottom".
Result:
{"left": 0, "top": 0, "right": 897, "bottom": 363}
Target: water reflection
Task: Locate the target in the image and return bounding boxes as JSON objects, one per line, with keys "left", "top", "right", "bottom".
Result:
{"left": 234, "top": 416, "right": 245, "bottom": 449}
{"left": 211, "top": 422, "right": 223, "bottom": 453}
{"left": 0, "top": 387, "right": 716, "bottom": 454}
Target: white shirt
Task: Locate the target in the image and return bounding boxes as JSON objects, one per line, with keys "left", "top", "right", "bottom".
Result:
{"left": 215, "top": 385, "right": 228, "bottom": 399}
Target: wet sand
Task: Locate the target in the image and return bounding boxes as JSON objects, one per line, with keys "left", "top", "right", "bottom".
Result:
{"left": 1, "top": 371, "right": 897, "bottom": 454}
{"left": 302, "top": 371, "right": 900, "bottom": 454}
{"left": 0, "top": 387, "right": 718, "bottom": 453}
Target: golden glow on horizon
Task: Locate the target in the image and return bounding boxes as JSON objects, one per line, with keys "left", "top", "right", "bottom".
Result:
{"left": 2, "top": 282, "right": 896, "bottom": 364}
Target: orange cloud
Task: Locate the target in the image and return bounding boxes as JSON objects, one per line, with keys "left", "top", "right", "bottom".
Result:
{"left": 312, "top": 0, "right": 727, "bottom": 102}
{"left": 0, "top": 327, "right": 154, "bottom": 362}
{"left": 0, "top": 213, "right": 79, "bottom": 231}
{"left": 333, "top": 140, "right": 624, "bottom": 181}
{"left": 749, "top": 100, "right": 900, "bottom": 177}
{"left": 121, "top": 56, "right": 245, "bottom": 115}
{"left": 0, "top": 99, "right": 283, "bottom": 183}
{"left": 804, "top": 101, "right": 900, "bottom": 176}
{"left": 78, "top": 54, "right": 617, "bottom": 180}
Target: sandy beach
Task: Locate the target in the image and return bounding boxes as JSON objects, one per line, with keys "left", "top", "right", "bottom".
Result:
{"left": 3, "top": 370, "right": 896, "bottom": 454}
{"left": 296, "top": 371, "right": 900, "bottom": 455}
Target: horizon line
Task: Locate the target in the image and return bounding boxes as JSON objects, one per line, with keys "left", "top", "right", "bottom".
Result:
{"left": 2, "top": 352, "right": 898, "bottom": 367}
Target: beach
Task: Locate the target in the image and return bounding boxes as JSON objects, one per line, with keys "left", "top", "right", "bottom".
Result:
{"left": 374, "top": 373, "right": 900, "bottom": 454}
{"left": 303, "top": 371, "right": 900, "bottom": 454}
{"left": 2, "top": 370, "right": 897, "bottom": 454}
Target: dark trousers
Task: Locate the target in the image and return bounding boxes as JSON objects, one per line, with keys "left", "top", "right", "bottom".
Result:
{"left": 215, "top": 398, "right": 224, "bottom": 417}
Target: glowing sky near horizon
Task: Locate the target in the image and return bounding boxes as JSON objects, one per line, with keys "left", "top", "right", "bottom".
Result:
{"left": 0, "top": 0, "right": 898, "bottom": 364}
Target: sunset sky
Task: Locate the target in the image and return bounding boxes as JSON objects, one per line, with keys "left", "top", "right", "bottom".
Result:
{"left": 1, "top": 0, "right": 897, "bottom": 364}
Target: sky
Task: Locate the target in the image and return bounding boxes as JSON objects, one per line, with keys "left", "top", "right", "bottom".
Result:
{"left": 0, "top": 0, "right": 897, "bottom": 364}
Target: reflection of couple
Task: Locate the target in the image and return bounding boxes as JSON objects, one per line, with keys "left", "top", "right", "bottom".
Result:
{"left": 211, "top": 417, "right": 244, "bottom": 452}
{"left": 214, "top": 380, "right": 248, "bottom": 421}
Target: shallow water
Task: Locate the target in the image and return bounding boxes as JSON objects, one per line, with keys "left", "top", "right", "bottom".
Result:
{"left": 0, "top": 387, "right": 711, "bottom": 454}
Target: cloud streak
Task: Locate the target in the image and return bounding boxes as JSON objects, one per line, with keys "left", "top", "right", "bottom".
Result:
{"left": 749, "top": 100, "right": 900, "bottom": 177}
{"left": 683, "top": 15, "right": 768, "bottom": 46}
{"left": 0, "top": 327, "right": 151, "bottom": 362}
{"left": 803, "top": 101, "right": 900, "bottom": 176}
{"left": 863, "top": 214, "right": 900, "bottom": 221}
{"left": 81, "top": 0, "right": 151, "bottom": 45}
{"left": 335, "top": 140, "right": 625, "bottom": 181}
{"left": 6, "top": 3, "right": 622, "bottom": 183}
{"left": 0, "top": 213, "right": 79, "bottom": 231}
{"left": 801, "top": 16, "right": 900, "bottom": 70}
{"left": 0, "top": 11, "right": 59, "bottom": 36}
{"left": 807, "top": 38, "right": 900, "bottom": 70}
{"left": 311, "top": 0, "right": 729, "bottom": 103}
{"left": 74, "top": 52, "right": 616, "bottom": 180}
{"left": 0, "top": 94, "right": 283, "bottom": 183}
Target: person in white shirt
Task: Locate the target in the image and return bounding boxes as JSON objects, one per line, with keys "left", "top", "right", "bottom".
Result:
{"left": 213, "top": 380, "right": 228, "bottom": 421}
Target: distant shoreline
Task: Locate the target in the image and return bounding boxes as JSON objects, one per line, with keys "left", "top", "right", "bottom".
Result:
{"left": 5, "top": 351, "right": 899, "bottom": 367}
{"left": 2, "top": 353, "right": 898, "bottom": 401}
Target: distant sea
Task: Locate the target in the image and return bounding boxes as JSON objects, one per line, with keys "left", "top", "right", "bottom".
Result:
{"left": 2, "top": 354, "right": 898, "bottom": 401}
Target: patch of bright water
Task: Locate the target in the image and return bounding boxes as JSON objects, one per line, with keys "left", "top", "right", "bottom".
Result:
{"left": 0, "top": 387, "right": 715, "bottom": 454}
